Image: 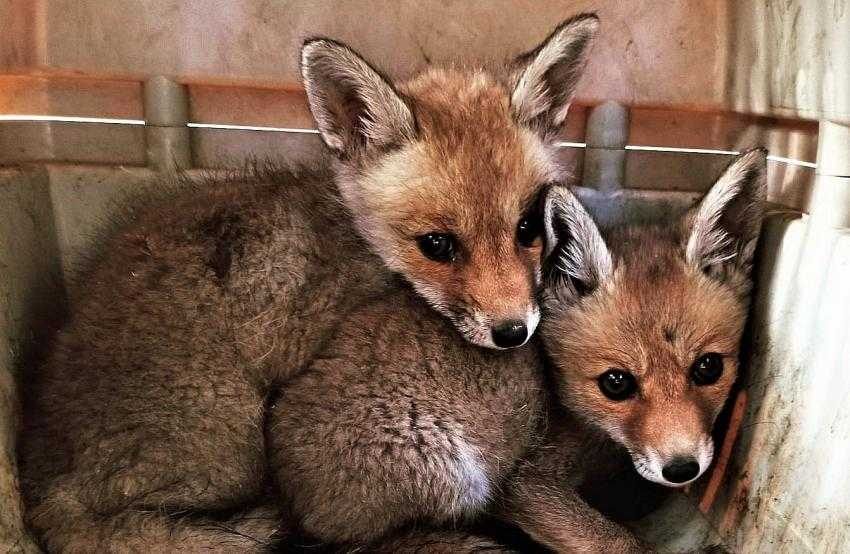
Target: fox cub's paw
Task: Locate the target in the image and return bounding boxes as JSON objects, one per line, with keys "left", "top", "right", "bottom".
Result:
{"left": 695, "top": 544, "right": 732, "bottom": 554}
{"left": 204, "top": 504, "right": 286, "bottom": 550}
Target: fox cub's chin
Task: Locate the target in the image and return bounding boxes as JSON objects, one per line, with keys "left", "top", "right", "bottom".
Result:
{"left": 541, "top": 149, "right": 768, "bottom": 486}
{"left": 301, "top": 16, "right": 600, "bottom": 348}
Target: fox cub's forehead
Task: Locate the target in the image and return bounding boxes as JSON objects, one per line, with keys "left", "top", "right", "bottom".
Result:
{"left": 549, "top": 246, "right": 746, "bottom": 375}
{"left": 602, "top": 262, "right": 746, "bottom": 360}
{"left": 369, "top": 67, "right": 559, "bottom": 237}
{"left": 402, "top": 68, "right": 556, "bottom": 179}
{"left": 400, "top": 67, "right": 512, "bottom": 124}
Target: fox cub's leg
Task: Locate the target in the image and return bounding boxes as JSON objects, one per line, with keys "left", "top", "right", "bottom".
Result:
{"left": 267, "top": 292, "right": 544, "bottom": 546}
{"left": 269, "top": 364, "right": 496, "bottom": 545}
{"left": 23, "top": 360, "right": 279, "bottom": 553}
{"left": 370, "top": 528, "right": 519, "bottom": 553}
{"left": 500, "top": 426, "right": 652, "bottom": 554}
{"left": 29, "top": 492, "right": 283, "bottom": 553}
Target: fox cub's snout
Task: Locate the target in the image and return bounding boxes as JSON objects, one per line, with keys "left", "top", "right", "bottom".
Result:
{"left": 542, "top": 149, "right": 768, "bottom": 486}
{"left": 301, "top": 15, "right": 600, "bottom": 348}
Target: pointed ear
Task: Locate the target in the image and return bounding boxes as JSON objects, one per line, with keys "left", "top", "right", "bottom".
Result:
{"left": 684, "top": 148, "right": 768, "bottom": 282}
{"left": 301, "top": 39, "right": 417, "bottom": 155}
{"left": 510, "top": 13, "right": 599, "bottom": 135}
{"left": 543, "top": 185, "right": 612, "bottom": 301}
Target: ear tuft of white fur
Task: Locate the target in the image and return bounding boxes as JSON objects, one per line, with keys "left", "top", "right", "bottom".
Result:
{"left": 685, "top": 148, "right": 767, "bottom": 272}
{"left": 511, "top": 14, "right": 599, "bottom": 132}
{"left": 543, "top": 185, "right": 611, "bottom": 297}
{"left": 301, "top": 39, "right": 416, "bottom": 154}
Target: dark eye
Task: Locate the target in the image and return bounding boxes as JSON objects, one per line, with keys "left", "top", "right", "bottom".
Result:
{"left": 417, "top": 233, "right": 456, "bottom": 262}
{"left": 690, "top": 353, "right": 724, "bottom": 386}
{"left": 517, "top": 213, "right": 542, "bottom": 247}
{"left": 597, "top": 369, "right": 638, "bottom": 401}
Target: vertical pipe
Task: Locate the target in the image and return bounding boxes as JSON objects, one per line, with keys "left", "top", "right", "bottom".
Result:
{"left": 808, "top": 120, "right": 850, "bottom": 229}
{"left": 582, "top": 101, "right": 629, "bottom": 192}
{"left": 143, "top": 76, "right": 191, "bottom": 172}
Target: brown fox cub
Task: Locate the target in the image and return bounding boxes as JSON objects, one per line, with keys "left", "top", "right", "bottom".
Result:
{"left": 269, "top": 149, "right": 767, "bottom": 552}
{"left": 502, "top": 148, "right": 767, "bottom": 552}
{"left": 19, "top": 14, "right": 599, "bottom": 554}
{"left": 299, "top": 13, "right": 602, "bottom": 350}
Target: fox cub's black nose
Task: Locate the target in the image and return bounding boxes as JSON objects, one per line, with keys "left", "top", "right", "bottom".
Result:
{"left": 492, "top": 320, "right": 528, "bottom": 348}
{"left": 662, "top": 457, "right": 700, "bottom": 484}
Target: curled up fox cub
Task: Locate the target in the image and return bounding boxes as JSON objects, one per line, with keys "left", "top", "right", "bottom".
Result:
{"left": 20, "top": 13, "right": 601, "bottom": 554}
{"left": 269, "top": 148, "right": 768, "bottom": 552}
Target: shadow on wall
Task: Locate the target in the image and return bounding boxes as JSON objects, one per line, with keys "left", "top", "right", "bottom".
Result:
{"left": 0, "top": 168, "right": 65, "bottom": 553}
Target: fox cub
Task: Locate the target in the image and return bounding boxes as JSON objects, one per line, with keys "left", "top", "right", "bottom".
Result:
{"left": 20, "top": 14, "right": 600, "bottom": 553}
{"left": 269, "top": 149, "right": 767, "bottom": 552}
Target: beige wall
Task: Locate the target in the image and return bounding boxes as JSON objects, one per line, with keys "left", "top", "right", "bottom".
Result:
{"left": 0, "top": 1, "right": 824, "bottom": 197}
{"left": 3, "top": 1, "right": 846, "bottom": 121}
{"left": 3, "top": 0, "right": 727, "bottom": 108}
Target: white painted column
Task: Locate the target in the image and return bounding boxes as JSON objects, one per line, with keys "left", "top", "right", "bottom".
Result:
{"left": 808, "top": 120, "right": 850, "bottom": 229}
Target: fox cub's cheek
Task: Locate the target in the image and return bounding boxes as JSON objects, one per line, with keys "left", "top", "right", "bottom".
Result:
{"left": 519, "top": 243, "right": 544, "bottom": 272}
{"left": 526, "top": 237, "right": 544, "bottom": 250}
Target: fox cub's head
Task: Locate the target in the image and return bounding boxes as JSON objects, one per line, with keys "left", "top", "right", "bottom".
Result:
{"left": 541, "top": 150, "right": 767, "bottom": 486}
{"left": 300, "top": 15, "right": 599, "bottom": 349}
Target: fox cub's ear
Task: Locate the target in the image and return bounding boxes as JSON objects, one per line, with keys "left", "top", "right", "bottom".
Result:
{"left": 510, "top": 13, "right": 600, "bottom": 135}
{"left": 301, "top": 39, "right": 416, "bottom": 155}
{"left": 683, "top": 148, "right": 768, "bottom": 285}
{"left": 543, "top": 185, "right": 612, "bottom": 301}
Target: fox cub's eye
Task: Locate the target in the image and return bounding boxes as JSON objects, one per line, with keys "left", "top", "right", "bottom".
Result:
{"left": 598, "top": 369, "right": 638, "bottom": 401}
{"left": 516, "top": 213, "right": 542, "bottom": 247}
{"left": 417, "top": 233, "right": 456, "bottom": 262}
{"left": 690, "top": 353, "right": 724, "bottom": 385}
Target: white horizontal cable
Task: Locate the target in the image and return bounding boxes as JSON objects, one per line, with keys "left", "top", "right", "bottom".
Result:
{"left": 554, "top": 141, "right": 587, "bottom": 148}
{"left": 625, "top": 144, "right": 741, "bottom": 155}
{"left": 187, "top": 122, "right": 320, "bottom": 134}
{"left": 0, "top": 114, "right": 817, "bottom": 168}
{"left": 764, "top": 155, "right": 817, "bottom": 169}
{"left": 0, "top": 114, "right": 145, "bottom": 125}
{"left": 560, "top": 142, "right": 817, "bottom": 169}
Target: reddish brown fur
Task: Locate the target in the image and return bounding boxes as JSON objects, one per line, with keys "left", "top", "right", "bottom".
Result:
{"left": 269, "top": 151, "right": 766, "bottom": 553}
{"left": 19, "top": 15, "right": 600, "bottom": 553}
{"left": 545, "top": 226, "right": 744, "bottom": 462}
{"left": 19, "top": 166, "right": 387, "bottom": 552}
{"left": 389, "top": 69, "right": 550, "bottom": 324}
{"left": 315, "top": 16, "right": 599, "bottom": 347}
{"left": 266, "top": 227, "right": 741, "bottom": 553}
{"left": 496, "top": 151, "right": 767, "bottom": 552}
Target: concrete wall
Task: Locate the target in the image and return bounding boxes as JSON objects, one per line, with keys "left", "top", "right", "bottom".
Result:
{"left": 4, "top": 1, "right": 845, "bottom": 121}
{"left": 726, "top": 0, "right": 849, "bottom": 124}
{"left": 2, "top": 0, "right": 726, "bottom": 108}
